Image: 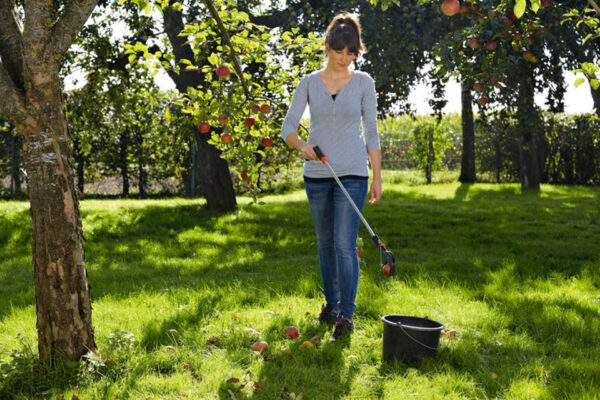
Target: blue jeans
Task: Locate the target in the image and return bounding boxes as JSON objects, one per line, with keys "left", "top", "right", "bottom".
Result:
{"left": 304, "top": 176, "right": 368, "bottom": 319}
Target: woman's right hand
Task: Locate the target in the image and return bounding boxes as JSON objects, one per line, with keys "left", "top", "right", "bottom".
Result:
{"left": 300, "top": 143, "right": 318, "bottom": 161}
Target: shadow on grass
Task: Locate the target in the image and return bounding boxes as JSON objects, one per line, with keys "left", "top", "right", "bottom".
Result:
{"left": 1, "top": 184, "right": 599, "bottom": 398}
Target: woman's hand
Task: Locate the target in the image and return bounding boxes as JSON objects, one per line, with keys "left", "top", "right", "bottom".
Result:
{"left": 369, "top": 177, "right": 382, "bottom": 205}
{"left": 300, "top": 143, "right": 317, "bottom": 161}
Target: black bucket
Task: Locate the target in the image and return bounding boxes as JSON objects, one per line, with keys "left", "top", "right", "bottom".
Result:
{"left": 381, "top": 315, "right": 444, "bottom": 363}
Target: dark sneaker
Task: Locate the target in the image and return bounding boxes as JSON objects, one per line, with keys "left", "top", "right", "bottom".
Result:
{"left": 318, "top": 304, "right": 338, "bottom": 324}
{"left": 331, "top": 317, "right": 354, "bottom": 340}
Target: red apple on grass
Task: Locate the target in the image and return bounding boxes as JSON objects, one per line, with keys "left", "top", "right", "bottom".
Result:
{"left": 251, "top": 341, "right": 268, "bottom": 352}
{"left": 284, "top": 326, "right": 299, "bottom": 339}
{"left": 198, "top": 122, "right": 210, "bottom": 133}
{"left": 440, "top": 0, "right": 460, "bottom": 16}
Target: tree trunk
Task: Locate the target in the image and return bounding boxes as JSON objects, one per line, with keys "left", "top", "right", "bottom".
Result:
{"left": 0, "top": 0, "right": 99, "bottom": 364}
{"left": 591, "top": 85, "right": 600, "bottom": 118}
{"left": 119, "top": 130, "right": 129, "bottom": 196}
{"left": 10, "top": 127, "right": 22, "bottom": 196}
{"left": 426, "top": 128, "right": 433, "bottom": 184}
{"left": 516, "top": 65, "right": 541, "bottom": 190}
{"left": 136, "top": 128, "right": 146, "bottom": 197}
{"left": 459, "top": 76, "right": 476, "bottom": 183}
{"left": 197, "top": 131, "right": 237, "bottom": 211}
{"left": 18, "top": 76, "right": 95, "bottom": 362}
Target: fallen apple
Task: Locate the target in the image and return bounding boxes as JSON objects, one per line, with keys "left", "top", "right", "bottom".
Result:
{"left": 284, "top": 326, "right": 299, "bottom": 339}
{"left": 261, "top": 137, "right": 273, "bottom": 147}
{"left": 244, "top": 117, "right": 255, "bottom": 127}
{"left": 251, "top": 341, "right": 269, "bottom": 352}
{"left": 440, "top": 0, "right": 460, "bottom": 16}
{"left": 198, "top": 122, "right": 210, "bottom": 134}
{"left": 216, "top": 65, "right": 230, "bottom": 78}
{"left": 300, "top": 341, "right": 314, "bottom": 348}
{"left": 309, "top": 335, "right": 321, "bottom": 344}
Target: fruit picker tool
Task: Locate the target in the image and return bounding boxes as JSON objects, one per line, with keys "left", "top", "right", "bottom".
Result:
{"left": 311, "top": 145, "right": 396, "bottom": 277}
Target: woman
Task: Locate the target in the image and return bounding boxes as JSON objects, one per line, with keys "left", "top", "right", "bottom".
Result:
{"left": 280, "top": 12, "right": 382, "bottom": 340}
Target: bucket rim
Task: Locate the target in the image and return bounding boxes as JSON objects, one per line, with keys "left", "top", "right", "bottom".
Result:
{"left": 381, "top": 314, "right": 444, "bottom": 332}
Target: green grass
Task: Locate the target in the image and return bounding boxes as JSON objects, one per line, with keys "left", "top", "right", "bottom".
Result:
{"left": 1, "top": 171, "right": 599, "bottom": 399}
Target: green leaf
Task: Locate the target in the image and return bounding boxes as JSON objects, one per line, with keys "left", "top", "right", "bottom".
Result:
{"left": 208, "top": 53, "right": 219, "bottom": 66}
{"left": 583, "top": 33, "right": 594, "bottom": 45}
{"left": 514, "top": 0, "right": 526, "bottom": 18}
{"left": 172, "top": 2, "right": 182, "bottom": 11}
{"left": 574, "top": 77, "right": 585, "bottom": 87}
{"left": 165, "top": 107, "right": 171, "bottom": 122}
{"left": 591, "top": 79, "right": 600, "bottom": 90}
{"left": 128, "top": 54, "right": 136, "bottom": 64}
{"left": 530, "top": 0, "right": 540, "bottom": 13}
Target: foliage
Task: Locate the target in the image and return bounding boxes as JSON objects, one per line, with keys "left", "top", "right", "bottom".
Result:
{"left": 124, "top": 0, "right": 323, "bottom": 202}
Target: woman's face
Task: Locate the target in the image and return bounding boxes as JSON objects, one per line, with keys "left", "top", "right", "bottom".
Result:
{"left": 325, "top": 44, "right": 357, "bottom": 72}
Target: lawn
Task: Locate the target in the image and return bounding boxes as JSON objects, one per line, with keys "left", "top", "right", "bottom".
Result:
{"left": 1, "top": 171, "right": 599, "bottom": 399}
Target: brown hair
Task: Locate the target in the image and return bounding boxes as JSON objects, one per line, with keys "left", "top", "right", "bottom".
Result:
{"left": 324, "top": 13, "right": 365, "bottom": 58}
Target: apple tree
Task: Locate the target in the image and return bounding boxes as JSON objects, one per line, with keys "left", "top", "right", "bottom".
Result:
{"left": 0, "top": 0, "right": 99, "bottom": 362}
{"left": 125, "top": 0, "right": 323, "bottom": 203}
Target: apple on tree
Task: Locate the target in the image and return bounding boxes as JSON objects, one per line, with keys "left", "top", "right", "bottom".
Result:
{"left": 440, "top": 0, "right": 460, "bottom": 16}
{"left": 260, "top": 104, "right": 271, "bottom": 113}
{"left": 477, "top": 96, "right": 488, "bottom": 106}
{"left": 244, "top": 117, "right": 255, "bottom": 126}
{"left": 261, "top": 137, "right": 273, "bottom": 147}
{"left": 216, "top": 65, "right": 230, "bottom": 79}
{"left": 218, "top": 115, "right": 229, "bottom": 125}
{"left": 198, "top": 123, "right": 210, "bottom": 134}
{"left": 251, "top": 104, "right": 260, "bottom": 114}
{"left": 221, "top": 133, "right": 232, "bottom": 144}
{"left": 469, "top": 38, "right": 480, "bottom": 49}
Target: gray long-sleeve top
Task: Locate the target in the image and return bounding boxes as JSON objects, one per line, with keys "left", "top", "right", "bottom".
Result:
{"left": 280, "top": 70, "right": 380, "bottom": 178}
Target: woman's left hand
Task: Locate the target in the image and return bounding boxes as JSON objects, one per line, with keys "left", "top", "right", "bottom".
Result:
{"left": 369, "top": 178, "right": 382, "bottom": 205}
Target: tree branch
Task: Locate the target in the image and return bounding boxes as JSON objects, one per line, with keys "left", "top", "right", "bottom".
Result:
{"left": 204, "top": 0, "right": 251, "bottom": 99}
{"left": 0, "top": 0, "right": 25, "bottom": 88}
{"left": 45, "top": 0, "right": 100, "bottom": 61}
{"left": 588, "top": 0, "right": 600, "bottom": 15}
{"left": 0, "top": 63, "right": 28, "bottom": 127}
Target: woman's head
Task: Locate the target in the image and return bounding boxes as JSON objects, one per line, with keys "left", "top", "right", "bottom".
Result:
{"left": 324, "top": 13, "right": 365, "bottom": 62}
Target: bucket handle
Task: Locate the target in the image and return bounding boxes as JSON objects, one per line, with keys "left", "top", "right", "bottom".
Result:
{"left": 390, "top": 318, "right": 441, "bottom": 351}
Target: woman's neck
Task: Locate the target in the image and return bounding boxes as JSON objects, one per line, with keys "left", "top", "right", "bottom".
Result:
{"left": 322, "top": 64, "right": 353, "bottom": 80}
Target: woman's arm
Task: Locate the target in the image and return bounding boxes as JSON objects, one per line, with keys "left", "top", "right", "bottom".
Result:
{"left": 368, "top": 148, "right": 382, "bottom": 205}
{"left": 285, "top": 132, "right": 317, "bottom": 161}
